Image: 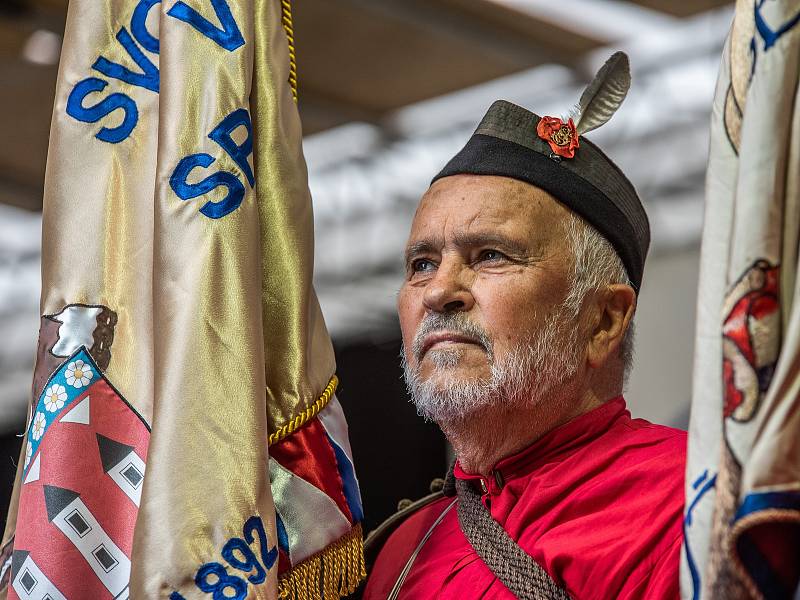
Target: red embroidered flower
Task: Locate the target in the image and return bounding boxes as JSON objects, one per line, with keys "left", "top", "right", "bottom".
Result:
{"left": 536, "top": 116, "right": 579, "bottom": 159}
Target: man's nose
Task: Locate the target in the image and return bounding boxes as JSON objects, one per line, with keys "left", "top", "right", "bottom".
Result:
{"left": 422, "top": 259, "right": 475, "bottom": 313}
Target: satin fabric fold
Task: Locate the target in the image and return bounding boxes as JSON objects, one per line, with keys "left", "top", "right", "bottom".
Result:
{"left": 1, "top": 0, "right": 362, "bottom": 598}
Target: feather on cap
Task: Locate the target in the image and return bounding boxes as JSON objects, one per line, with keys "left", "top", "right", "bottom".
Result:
{"left": 572, "top": 51, "right": 631, "bottom": 136}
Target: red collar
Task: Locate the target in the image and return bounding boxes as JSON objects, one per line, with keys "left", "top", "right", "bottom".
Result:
{"left": 454, "top": 397, "right": 628, "bottom": 494}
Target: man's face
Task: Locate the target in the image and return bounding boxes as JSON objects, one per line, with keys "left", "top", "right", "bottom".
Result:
{"left": 398, "top": 174, "right": 582, "bottom": 421}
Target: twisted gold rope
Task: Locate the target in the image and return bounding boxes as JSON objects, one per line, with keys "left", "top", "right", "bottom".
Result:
{"left": 280, "top": 0, "right": 298, "bottom": 101}
{"left": 268, "top": 375, "right": 338, "bottom": 446}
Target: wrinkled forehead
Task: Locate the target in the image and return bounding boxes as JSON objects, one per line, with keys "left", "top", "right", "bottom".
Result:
{"left": 408, "top": 174, "right": 573, "bottom": 247}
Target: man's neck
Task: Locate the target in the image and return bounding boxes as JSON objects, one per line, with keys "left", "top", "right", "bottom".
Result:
{"left": 441, "top": 386, "right": 604, "bottom": 476}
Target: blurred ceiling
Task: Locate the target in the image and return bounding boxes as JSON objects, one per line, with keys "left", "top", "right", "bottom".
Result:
{"left": 0, "top": 0, "right": 732, "bottom": 212}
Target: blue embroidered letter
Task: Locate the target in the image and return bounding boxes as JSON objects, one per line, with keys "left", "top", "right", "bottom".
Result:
{"left": 167, "top": 0, "right": 244, "bottom": 51}
{"left": 92, "top": 28, "right": 160, "bottom": 93}
{"left": 221, "top": 537, "right": 266, "bottom": 584}
{"left": 243, "top": 516, "right": 277, "bottom": 572}
{"left": 208, "top": 108, "right": 254, "bottom": 187}
{"left": 195, "top": 562, "right": 247, "bottom": 600}
{"left": 169, "top": 153, "right": 245, "bottom": 219}
{"left": 66, "top": 77, "right": 139, "bottom": 144}
{"left": 131, "top": 0, "right": 161, "bottom": 54}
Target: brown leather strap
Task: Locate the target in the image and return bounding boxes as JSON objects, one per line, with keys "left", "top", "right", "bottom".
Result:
{"left": 455, "top": 477, "right": 572, "bottom": 599}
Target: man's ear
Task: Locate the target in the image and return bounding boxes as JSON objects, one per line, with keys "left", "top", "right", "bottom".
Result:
{"left": 586, "top": 284, "right": 636, "bottom": 369}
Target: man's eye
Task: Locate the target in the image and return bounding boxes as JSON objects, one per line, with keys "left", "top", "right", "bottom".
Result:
{"left": 479, "top": 249, "right": 506, "bottom": 262}
{"left": 411, "top": 258, "right": 435, "bottom": 273}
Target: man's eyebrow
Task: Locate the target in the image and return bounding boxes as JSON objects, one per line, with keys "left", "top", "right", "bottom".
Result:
{"left": 404, "top": 234, "right": 529, "bottom": 264}
{"left": 404, "top": 240, "right": 439, "bottom": 264}
{"left": 452, "top": 232, "right": 528, "bottom": 254}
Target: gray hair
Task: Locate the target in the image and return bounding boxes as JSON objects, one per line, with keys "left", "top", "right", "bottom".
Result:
{"left": 563, "top": 213, "right": 636, "bottom": 388}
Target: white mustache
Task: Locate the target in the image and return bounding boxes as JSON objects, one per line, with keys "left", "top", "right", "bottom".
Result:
{"left": 411, "top": 313, "right": 492, "bottom": 362}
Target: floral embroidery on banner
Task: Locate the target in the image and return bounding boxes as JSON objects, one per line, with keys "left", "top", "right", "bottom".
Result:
{"left": 43, "top": 384, "right": 68, "bottom": 412}
{"left": 31, "top": 412, "right": 46, "bottom": 441}
{"left": 65, "top": 359, "right": 93, "bottom": 388}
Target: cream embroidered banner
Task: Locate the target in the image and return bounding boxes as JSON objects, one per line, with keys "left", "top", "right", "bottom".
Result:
{"left": 682, "top": 1, "right": 800, "bottom": 598}
{"left": 0, "top": 0, "right": 364, "bottom": 598}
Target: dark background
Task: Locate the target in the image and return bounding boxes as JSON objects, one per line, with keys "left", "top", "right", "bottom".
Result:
{"left": 334, "top": 334, "right": 447, "bottom": 533}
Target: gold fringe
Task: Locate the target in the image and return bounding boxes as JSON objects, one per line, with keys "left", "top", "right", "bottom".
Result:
{"left": 278, "top": 524, "right": 366, "bottom": 600}
{"left": 280, "top": 0, "right": 298, "bottom": 102}
{"left": 268, "top": 375, "right": 338, "bottom": 446}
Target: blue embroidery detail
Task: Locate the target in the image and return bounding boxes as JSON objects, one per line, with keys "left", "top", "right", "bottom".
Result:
{"left": 683, "top": 470, "right": 716, "bottom": 600}
{"left": 243, "top": 515, "right": 278, "bottom": 572}
{"left": 735, "top": 489, "right": 800, "bottom": 520}
{"left": 173, "top": 516, "right": 276, "bottom": 599}
{"left": 130, "top": 0, "right": 161, "bottom": 54}
{"left": 92, "top": 28, "right": 160, "bottom": 93}
{"left": 326, "top": 433, "right": 364, "bottom": 523}
{"left": 275, "top": 514, "right": 289, "bottom": 555}
{"left": 66, "top": 78, "right": 139, "bottom": 144}
{"left": 195, "top": 562, "right": 247, "bottom": 600}
{"left": 170, "top": 108, "right": 256, "bottom": 218}
{"left": 221, "top": 537, "right": 266, "bottom": 584}
{"left": 691, "top": 471, "right": 708, "bottom": 489}
{"left": 208, "top": 108, "right": 254, "bottom": 187}
{"left": 169, "top": 153, "right": 245, "bottom": 219}
{"left": 64, "top": 0, "right": 165, "bottom": 143}
{"left": 167, "top": 0, "right": 244, "bottom": 51}
{"left": 755, "top": 0, "right": 800, "bottom": 50}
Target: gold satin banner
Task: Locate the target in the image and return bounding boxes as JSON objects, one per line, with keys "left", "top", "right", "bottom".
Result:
{"left": 0, "top": 0, "right": 364, "bottom": 598}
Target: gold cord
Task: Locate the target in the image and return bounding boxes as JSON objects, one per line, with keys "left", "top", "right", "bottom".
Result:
{"left": 268, "top": 375, "right": 338, "bottom": 446}
{"left": 280, "top": 0, "right": 298, "bottom": 101}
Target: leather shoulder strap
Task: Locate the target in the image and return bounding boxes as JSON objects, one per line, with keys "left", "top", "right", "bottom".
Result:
{"left": 455, "top": 478, "right": 572, "bottom": 600}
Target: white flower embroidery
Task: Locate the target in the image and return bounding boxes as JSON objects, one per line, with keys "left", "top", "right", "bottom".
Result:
{"left": 24, "top": 442, "right": 31, "bottom": 468}
{"left": 65, "top": 359, "right": 93, "bottom": 388}
{"left": 43, "top": 384, "right": 68, "bottom": 412}
{"left": 31, "top": 412, "right": 46, "bottom": 441}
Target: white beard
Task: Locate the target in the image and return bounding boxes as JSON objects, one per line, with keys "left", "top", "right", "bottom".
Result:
{"left": 402, "top": 309, "right": 582, "bottom": 424}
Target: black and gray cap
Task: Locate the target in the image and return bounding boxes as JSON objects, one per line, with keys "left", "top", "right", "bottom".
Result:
{"left": 431, "top": 52, "right": 650, "bottom": 291}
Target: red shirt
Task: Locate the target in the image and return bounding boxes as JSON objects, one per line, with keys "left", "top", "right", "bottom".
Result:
{"left": 364, "top": 398, "right": 686, "bottom": 600}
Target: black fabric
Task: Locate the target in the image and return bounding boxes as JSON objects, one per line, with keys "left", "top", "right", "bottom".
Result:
{"left": 433, "top": 131, "right": 648, "bottom": 291}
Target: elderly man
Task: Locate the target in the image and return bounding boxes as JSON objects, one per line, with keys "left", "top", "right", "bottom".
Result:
{"left": 363, "top": 53, "right": 685, "bottom": 599}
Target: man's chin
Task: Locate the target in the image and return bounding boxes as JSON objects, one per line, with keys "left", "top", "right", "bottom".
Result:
{"left": 415, "top": 369, "right": 489, "bottom": 392}
{"left": 411, "top": 395, "right": 489, "bottom": 425}
{"left": 406, "top": 372, "right": 497, "bottom": 423}
{"left": 418, "top": 352, "right": 490, "bottom": 380}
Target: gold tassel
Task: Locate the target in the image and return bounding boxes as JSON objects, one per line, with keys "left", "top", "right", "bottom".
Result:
{"left": 278, "top": 524, "right": 366, "bottom": 600}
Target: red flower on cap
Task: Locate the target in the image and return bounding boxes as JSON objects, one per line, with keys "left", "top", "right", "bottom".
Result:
{"left": 536, "top": 116, "right": 579, "bottom": 159}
